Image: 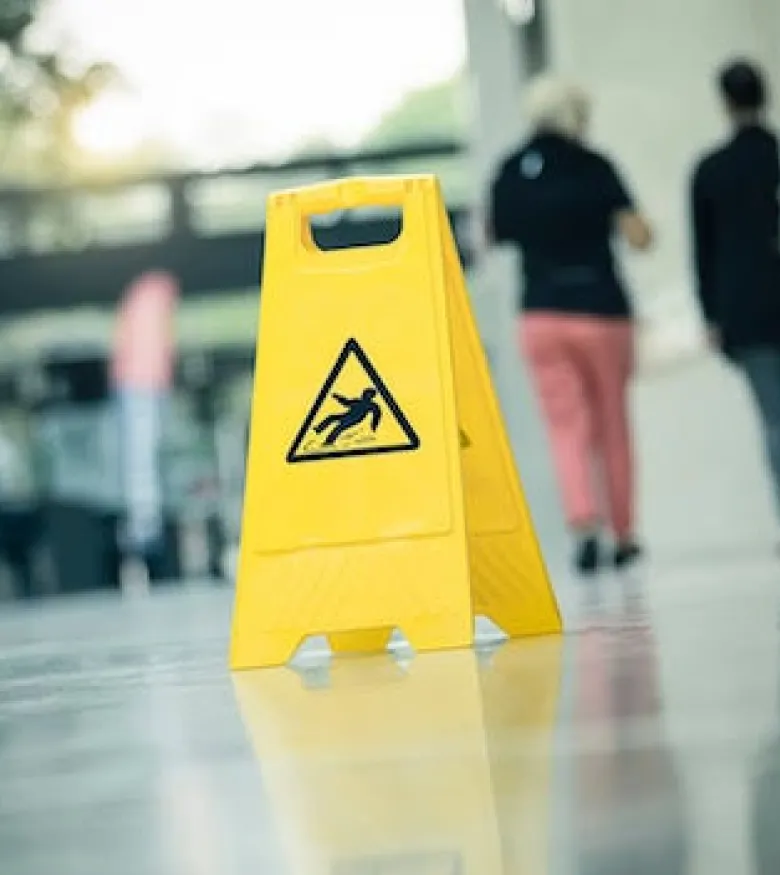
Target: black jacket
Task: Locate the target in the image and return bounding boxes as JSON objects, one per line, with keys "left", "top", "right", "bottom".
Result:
{"left": 489, "top": 132, "right": 635, "bottom": 318}
{"left": 691, "top": 124, "right": 780, "bottom": 355}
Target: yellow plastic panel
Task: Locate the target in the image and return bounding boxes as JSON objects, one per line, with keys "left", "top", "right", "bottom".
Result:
{"left": 435, "top": 197, "right": 562, "bottom": 639}
{"left": 230, "top": 175, "right": 560, "bottom": 670}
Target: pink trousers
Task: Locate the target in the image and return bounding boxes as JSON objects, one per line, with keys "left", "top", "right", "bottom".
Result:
{"left": 519, "top": 313, "right": 635, "bottom": 540}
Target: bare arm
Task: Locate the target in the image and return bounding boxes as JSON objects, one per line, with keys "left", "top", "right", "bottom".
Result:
{"left": 616, "top": 209, "right": 653, "bottom": 251}
{"left": 602, "top": 157, "right": 653, "bottom": 252}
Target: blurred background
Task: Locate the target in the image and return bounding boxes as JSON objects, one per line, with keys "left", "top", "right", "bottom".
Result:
{"left": 0, "top": 0, "right": 778, "bottom": 599}
{"left": 6, "top": 5, "right": 780, "bottom": 873}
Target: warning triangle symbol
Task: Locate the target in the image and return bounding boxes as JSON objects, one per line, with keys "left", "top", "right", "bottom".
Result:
{"left": 287, "top": 338, "right": 421, "bottom": 464}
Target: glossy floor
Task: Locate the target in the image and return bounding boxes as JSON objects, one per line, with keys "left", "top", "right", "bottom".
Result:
{"left": 1, "top": 551, "right": 779, "bottom": 875}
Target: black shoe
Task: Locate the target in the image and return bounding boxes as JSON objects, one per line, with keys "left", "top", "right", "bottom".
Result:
{"left": 614, "top": 541, "right": 644, "bottom": 570}
{"left": 575, "top": 535, "right": 600, "bottom": 576}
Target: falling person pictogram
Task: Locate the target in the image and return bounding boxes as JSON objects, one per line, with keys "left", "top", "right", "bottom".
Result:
{"left": 286, "top": 338, "right": 420, "bottom": 464}
{"left": 314, "top": 389, "right": 382, "bottom": 446}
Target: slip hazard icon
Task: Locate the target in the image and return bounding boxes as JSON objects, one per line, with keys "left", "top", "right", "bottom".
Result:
{"left": 286, "top": 338, "right": 420, "bottom": 463}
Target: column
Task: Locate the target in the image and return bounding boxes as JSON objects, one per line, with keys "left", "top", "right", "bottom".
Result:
{"left": 461, "top": 0, "right": 566, "bottom": 563}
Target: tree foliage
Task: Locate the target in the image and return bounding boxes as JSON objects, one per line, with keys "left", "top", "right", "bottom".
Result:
{"left": 0, "top": 0, "right": 35, "bottom": 49}
{"left": 362, "top": 73, "right": 467, "bottom": 150}
{"left": 0, "top": 0, "right": 121, "bottom": 182}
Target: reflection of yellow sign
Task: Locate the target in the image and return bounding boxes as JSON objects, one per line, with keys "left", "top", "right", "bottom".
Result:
{"left": 233, "top": 638, "right": 562, "bottom": 875}
{"left": 332, "top": 854, "right": 460, "bottom": 874}
{"left": 287, "top": 338, "right": 420, "bottom": 463}
{"left": 231, "top": 176, "right": 561, "bottom": 670}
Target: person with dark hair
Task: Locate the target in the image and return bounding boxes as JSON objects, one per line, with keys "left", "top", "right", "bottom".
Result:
{"left": 690, "top": 59, "right": 780, "bottom": 521}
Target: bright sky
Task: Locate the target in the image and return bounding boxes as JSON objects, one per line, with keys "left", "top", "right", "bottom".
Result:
{"left": 35, "top": 0, "right": 468, "bottom": 165}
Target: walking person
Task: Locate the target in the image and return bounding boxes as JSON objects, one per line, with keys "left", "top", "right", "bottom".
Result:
{"left": 111, "top": 270, "right": 179, "bottom": 581}
{"left": 487, "top": 74, "right": 653, "bottom": 574}
{"left": 690, "top": 60, "right": 780, "bottom": 522}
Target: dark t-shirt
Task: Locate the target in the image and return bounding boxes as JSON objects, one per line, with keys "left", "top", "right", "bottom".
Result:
{"left": 691, "top": 124, "right": 780, "bottom": 354}
{"left": 489, "top": 132, "right": 635, "bottom": 317}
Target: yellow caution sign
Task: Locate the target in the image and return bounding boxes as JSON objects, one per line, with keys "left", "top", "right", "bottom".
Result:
{"left": 231, "top": 175, "right": 561, "bottom": 670}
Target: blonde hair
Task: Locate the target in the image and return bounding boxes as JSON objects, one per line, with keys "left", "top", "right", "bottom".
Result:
{"left": 524, "top": 74, "right": 591, "bottom": 139}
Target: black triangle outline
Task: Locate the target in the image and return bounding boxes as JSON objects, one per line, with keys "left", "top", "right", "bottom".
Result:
{"left": 286, "top": 338, "right": 421, "bottom": 464}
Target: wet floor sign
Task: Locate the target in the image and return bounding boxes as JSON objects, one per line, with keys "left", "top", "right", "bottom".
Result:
{"left": 286, "top": 338, "right": 420, "bottom": 463}
{"left": 230, "top": 176, "right": 561, "bottom": 670}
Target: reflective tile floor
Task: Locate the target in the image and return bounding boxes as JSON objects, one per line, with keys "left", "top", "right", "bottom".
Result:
{"left": 1, "top": 554, "right": 779, "bottom": 875}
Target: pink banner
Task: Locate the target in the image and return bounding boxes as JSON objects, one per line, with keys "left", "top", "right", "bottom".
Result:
{"left": 111, "top": 271, "right": 179, "bottom": 390}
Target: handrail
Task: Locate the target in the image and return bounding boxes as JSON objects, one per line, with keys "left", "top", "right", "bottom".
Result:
{"left": 0, "top": 139, "right": 466, "bottom": 201}
{"left": 0, "top": 140, "right": 473, "bottom": 316}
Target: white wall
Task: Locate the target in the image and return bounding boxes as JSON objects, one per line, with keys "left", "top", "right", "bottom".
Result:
{"left": 536, "top": 0, "right": 780, "bottom": 555}
{"left": 543, "top": 0, "right": 777, "bottom": 365}
{"left": 460, "top": 0, "right": 780, "bottom": 565}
